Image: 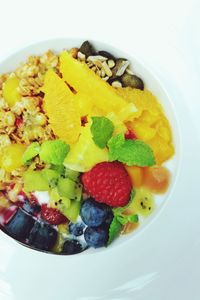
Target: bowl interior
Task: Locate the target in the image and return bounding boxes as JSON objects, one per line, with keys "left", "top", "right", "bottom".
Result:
{"left": 0, "top": 38, "right": 180, "bottom": 255}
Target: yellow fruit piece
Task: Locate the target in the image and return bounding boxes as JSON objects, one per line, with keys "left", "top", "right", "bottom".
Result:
{"left": 129, "top": 188, "right": 155, "bottom": 217}
{"left": 0, "top": 196, "right": 10, "bottom": 209}
{"left": 125, "top": 165, "right": 144, "bottom": 188}
{"left": 64, "top": 121, "right": 108, "bottom": 172}
{"left": 76, "top": 93, "right": 94, "bottom": 116}
{"left": 148, "top": 134, "right": 174, "bottom": 165}
{"left": 155, "top": 117, "right": 172, "bottom": 142}
{"left": 107, "top": 112, "right": 127, "bottom": 135}
{"left": 60, "top": 52, "right": 137, "bottom": 117}
{"left": 3, "top": 76, "right": 21, "bottom": 107}
{"left": 130, "top": 120, "right": 156, "bottom": 141}
{"left": 0, "top": 144, "right": 26, "bottom": 172}
{"left": 43, "top": 69, "right": 81, "bottom": 144}
{"left": 139, "top": 110, "right": 158, "bottom": 126}
{"left": 116, "top": 87, "right": 162, "bottom": 118}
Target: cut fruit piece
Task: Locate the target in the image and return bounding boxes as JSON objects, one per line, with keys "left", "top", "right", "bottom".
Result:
{"left": 64, "top": 121, "right": 108, "bottom": 172}
{"left": 107, "top": 112, "right": 127, "bottom": 135}
{"left": 115, "top": 87, "right": 162, "bottom": 118}
{"left": 43, "top": 69, "right": 81, "bottom": 144}
{"left": 129, "top": 188, "right": 155, "bottom": 217}
{"left": 57, "top": 178, "right": 76, "bottom": 199}
{"left": 148, "top": 134, "right": 174, "bottom": 165}
{"left": 129, "top": 120, "right": 157, "bottom": 141}
{"left": 39, "top": 140, "right": 70, "bottom": 165}
{"left": 125, "top": 166, "right": 144, "bottom": 188}
{"left": 23, "top": 170, "right": 49, "bottom": 192}
{"left": 58, "top": 199, "right": 80, "bottom": 223}
{"left": 23, "top": 169, "right": 59, "bottom": 192}
{"left": 0, "top": 144, "right": 26, "bottom": 172}
{"left": 60, "top": 52, "right": 137, "bottom": 116}
{"left": 2, "top": 76, "right": 21, "bottom": 107}
{"left": 65, "top": 168, "right": 80, "bottom": 181}
{"left": 143, "top": 166, "right": 170, "bottom": 194}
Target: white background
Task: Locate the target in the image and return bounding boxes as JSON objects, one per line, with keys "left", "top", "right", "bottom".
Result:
{"left": 0, "top": 0, "right": 200, "bottom": 299}
{"left": 0, "top": 0, "right": 199, "bottom": 134}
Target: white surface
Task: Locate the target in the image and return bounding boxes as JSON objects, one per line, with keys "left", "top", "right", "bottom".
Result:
{"left": 0, "top": 1, "right": 199, "bottom": 299}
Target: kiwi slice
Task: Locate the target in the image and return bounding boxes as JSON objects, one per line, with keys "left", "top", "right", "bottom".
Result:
{"left": 129, "top": 188, "right": 155, "bottom": 217}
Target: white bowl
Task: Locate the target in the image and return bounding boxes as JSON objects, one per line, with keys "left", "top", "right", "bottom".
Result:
{"left": 1, "top": 39, "right": 196, "bottom": 300}
{"left": 0, "top": 38, "right": 180, "bottom": 255}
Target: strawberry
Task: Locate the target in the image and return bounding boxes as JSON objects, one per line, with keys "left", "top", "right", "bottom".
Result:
{"left": 82, "top": 162, "right": 132, "bottom": 207}
{"left": 125, "top": 129, "right": 137, "bottom": 140}
{"left": 41, "top": 205, "right": 67, "bottom": 225}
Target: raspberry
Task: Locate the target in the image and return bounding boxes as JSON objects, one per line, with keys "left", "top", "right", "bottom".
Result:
{"left": 125, "top": 129, "right": 137, "bottom": 140}
{"left": 82, "top": 162, "right": 132, "bottom": 207}
{"left": 41, "top": 204, "right": 67, "bottom": 225}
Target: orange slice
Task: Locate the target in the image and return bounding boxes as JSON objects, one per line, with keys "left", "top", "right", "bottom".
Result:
{"left": 43, "top": 69, "right": 81, "bottom": 144}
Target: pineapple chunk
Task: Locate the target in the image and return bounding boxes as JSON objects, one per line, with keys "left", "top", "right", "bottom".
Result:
{"left": 3, "top": 76, "right": 21, "bottom": 107}
{"left": 0, "top": 144, "right": 26, "bottom": 172}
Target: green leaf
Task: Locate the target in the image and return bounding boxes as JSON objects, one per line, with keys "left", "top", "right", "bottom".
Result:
{"left": 128, "top": 214, "right": 139, "bottom": 223}
{"left": 39, "top": 140, "right": 70, "bottom": 165}
{"left": 91, "top": 116, "right": 114, "bottom": 149}
{"left": 107, "top": 216, "right": 123, "bottom": 245}
{"left": 108, "top": 134, "right": 155, "bottom": 167}
{"left": 22, "top": 142, "right": 41, "bottom": 164}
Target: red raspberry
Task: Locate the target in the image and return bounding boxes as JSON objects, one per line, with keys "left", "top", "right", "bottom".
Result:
{"left": 41, "top": 205, "right": 67, "bottom": 225}
{"left": 125, "top": 129, "right": 137, "bottom": 140}
{"left": 82, "top": 162, "right": 132, "bottom": 207}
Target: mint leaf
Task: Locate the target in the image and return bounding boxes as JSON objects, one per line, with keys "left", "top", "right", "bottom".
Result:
{"left": 39, "top": 140, "right": 70, "bottom": 165}
{"left": 107, "top": 216, "right": 123, "bottom": 245}
{"left": 108, "top": 134, "right": 155, "bottom": 166}
{"left": 91, "top": 116, "right": 114, "bottom": 148}
{"left": 128, "top": 214, "right": 139, "bottom": 223}
{"left": 22, "top": 142, "right": 41, "bottom": 164}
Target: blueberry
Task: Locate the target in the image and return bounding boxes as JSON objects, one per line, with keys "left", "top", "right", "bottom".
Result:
{"left": 62, "top": 239, "right": 86, "bottom": 255}
{"left": 28, "top": 221, "right": 57, "bottom": 251}
{"left": 5, "top": 208, "right": 35, "bottom": 241}
{"left": 69, "top": 222, "right": 85, "bottom": 236}
{"left": 84, "top": 226, "right": 108, "bottom": 248}
{"left": 80, "top": 198, "right": 113, "bottom": 227}
{"left": 22, "top": 200, "right": 40, "bottom": 215}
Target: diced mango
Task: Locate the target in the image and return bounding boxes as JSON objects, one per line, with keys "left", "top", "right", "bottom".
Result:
{"left": 3, "top": 76, "right": 21, "bottom": 107}
{"left": 139, "top": 110, "right": 158, "bottom": 126}
{"left": 130, "top": 120, "right": 156, "bottom": 141}
{"left": 60, "top": 52, "right": 137, "bottom": 117}
{"left": 125, "top": 166, "right": 144, "bottom": 188}
{"left": 148, "top": 134, "right": 174, "bottom": 165}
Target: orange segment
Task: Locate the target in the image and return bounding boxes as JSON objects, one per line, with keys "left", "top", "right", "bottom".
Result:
{"left": 43, "top": 69, "right": 81, "bottom": 144}
{"left": 60, "top": 52, "right": 137, "bottom": 118}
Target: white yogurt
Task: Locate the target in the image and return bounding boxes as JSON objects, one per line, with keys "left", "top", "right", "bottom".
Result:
{"left": 33, "top": 191, "right": 50, "bottom": 206}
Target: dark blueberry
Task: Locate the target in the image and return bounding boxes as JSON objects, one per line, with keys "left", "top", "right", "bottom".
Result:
{"left": 22, "top": 200, "right": 40, "bottom": 215}
{"left": 28, "top": 221, "right": 57, "bottom": 251}
{"left": 104, "top": 210, "right": 114, "bottom": 227}
{"left": 5, "top": 208, "right": 35, "bottom": 241}
{"left": 84, "top": 226, "right": 108, "bottom": 248}
{"left": 80, "top": 198, "right": 113, "bottom": 227}
{"left": 62, "top": 239, "right": 87, "bottom": 255}
{"left": 69, "top": 221, "right": 85, "bottom": 236}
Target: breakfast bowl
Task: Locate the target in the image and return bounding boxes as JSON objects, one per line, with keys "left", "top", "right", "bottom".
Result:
{"left": 0, "top": 38, "right": 180, "bottom": 258}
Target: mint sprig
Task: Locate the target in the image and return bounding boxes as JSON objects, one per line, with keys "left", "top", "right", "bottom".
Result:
{"left": 108, "top": 134, "right": 155, "bottom": 167}
{"left": 107, "top": 216, "right": 123, "bottom": 245}
{"left": 107, "top": 189, "right": 138, "bottom": 245}
{"left": 91, "top": 116, "right": 114, "bottom": 149}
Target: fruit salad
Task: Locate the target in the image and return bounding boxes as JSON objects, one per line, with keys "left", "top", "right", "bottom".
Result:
{"left": 0, "top": 41, "right": 174, "bottom": 255}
